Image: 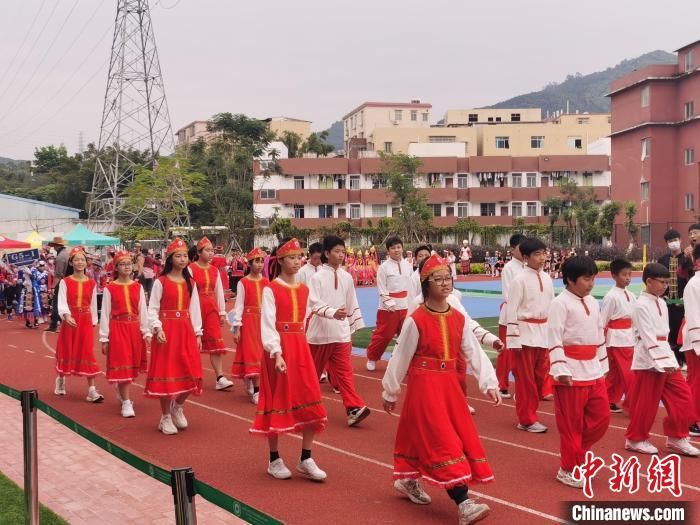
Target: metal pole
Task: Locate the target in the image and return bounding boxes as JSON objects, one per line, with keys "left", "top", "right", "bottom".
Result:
{"left": 20, "top": 390, "right": 38, "bottom": 525}
{"left": 171, "top": 467, "right": 197, "bottom": 525}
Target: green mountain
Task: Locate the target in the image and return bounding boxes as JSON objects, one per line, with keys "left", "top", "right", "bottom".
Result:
{"left": 320, "top": 120, "right": 344, "bottom": 150}
{"left": 0, "top": 157, "right": 28, "bottom": 165}
{"left": 486, "top": 50, "right": 677, "bottom": 115}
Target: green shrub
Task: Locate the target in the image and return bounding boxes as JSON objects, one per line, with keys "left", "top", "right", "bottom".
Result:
{"left": 467, "top": 263, "right": 485, "bottom": 274}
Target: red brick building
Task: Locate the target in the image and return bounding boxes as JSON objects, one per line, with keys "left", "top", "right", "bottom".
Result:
{"left": 610, "top": 40, "right": 700, "bottom": 248}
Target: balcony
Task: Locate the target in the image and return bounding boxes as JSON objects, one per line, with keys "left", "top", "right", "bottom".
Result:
{"left": 539, "top": 185, "right": 610, "bottom": 201}
{"left": 511, "top": 187, "right": 540, "bottom": 201}
{"left": 472, "top": 215, "right": 515, "bottom": 226}
{"left": 468, "top": 186, "right": 513, "bottom": 202}
{"left": 432, "top": 216, "right": 459, "bottom": 227}
{"left": 424, "top": 187, "right": 458, "bottom": 203}
{"left": 291, "top": 217, "right": 347, "bottom": 229}
{"left": 360, "top": 188, "right": 395, "bottom": 204}
{"left": 277, "top": 189, "right": 349, "bottom": 205}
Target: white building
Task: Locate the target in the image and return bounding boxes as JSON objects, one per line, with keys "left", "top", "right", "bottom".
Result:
{"left": 0, "top": 194, "right": 80, "bottom": 236}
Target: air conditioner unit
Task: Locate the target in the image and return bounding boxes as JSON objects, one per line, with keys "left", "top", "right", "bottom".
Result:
{"left": 391, "top": 120, "right": 399, "bottom": 126}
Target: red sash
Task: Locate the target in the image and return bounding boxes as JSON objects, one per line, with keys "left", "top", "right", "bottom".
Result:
{"left": 410, "top": 356, "right": 457, "bottom": 372}
{"left": 275, "top": 321, "right": 305, "bottom": 333}
{"left": 607, "top": 318, "right": 632, "bottom": 330}
{"left": 523, "top": 318, "right": 547, "bottom": 324}
{"left": 563, "top": 344, "right": 597, "bottom": 360}
{"left": 389, "top": 291, "right": 408, "bottom": 299}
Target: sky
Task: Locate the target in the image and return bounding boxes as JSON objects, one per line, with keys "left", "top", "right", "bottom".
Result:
{"left": 0, "top": 0, "right": 698, "bottom": 160}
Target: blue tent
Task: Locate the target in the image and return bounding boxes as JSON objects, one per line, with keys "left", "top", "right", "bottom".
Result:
{"left": 63, "top": 224, "right": 119, "bottom": 246}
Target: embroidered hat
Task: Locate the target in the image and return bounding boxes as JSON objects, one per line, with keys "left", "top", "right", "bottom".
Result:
{"left": 197, "top": 236, "right": 213, "bottom": 251}
{"left": 420, "top": 253, "right": 450, "bottom": 282}
{"left": 113, "top": 250, "right": 132, "bottom": 265}
{"left": 215, "top": 245, "right": 224, "bottom": 253}
{"left": 166, "top": 237, "right": 188, "bottom": 257}
{"left": 246, "top": 247, "right": 266, "bottom": 261}
{"left": 277, "top": 238, "right": 302, "bottom": 259}
{"left": 68, "top": 246, "right": 86, "bottom": 260}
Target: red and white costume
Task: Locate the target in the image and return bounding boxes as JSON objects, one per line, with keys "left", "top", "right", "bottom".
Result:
{"left": 307, "top": 263, "right": 365, "bottom": 410}
{"left": 56, "top": 263, "right": 100, "bottom": 376}
{"left": 681, "top": 274, "right": 700, "bottom": 426}
{"left": 601, "top": 286, "right": 637, "bottom": 407}
{"left": 547, "top": 289, "right": 610, "bottom": 472}
{"left": 497, "top": 257, "right": 525, "bottom": 391}
{"left": 250, "top": 238, "right": 327, "bottom": 435}
{"left": 211, "top": 247, "right": 229, "bottom": 291}
{"left": 625, "top": 292, "right": 694, "bottom": 441}
{"left": 366, "top": 256, "right": 413, "bottom": 362}
{"left": 99, "top": 276, "right": 150, "bottom": 383}
{"left": 506, "top": 266, "right": 555, "bottom": 425}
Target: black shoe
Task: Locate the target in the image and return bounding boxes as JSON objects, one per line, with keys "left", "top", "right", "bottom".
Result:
{"left": 690, "top": 424, "right": 700, "bottom": 437}
{"left": 25, "top": 321, "right": 31, "bottom": 328}
{"left": 44, "top": 325, "right": 57, "bottom": 332}
{"left": 609, "top": 403, "right": 623, "bottom": 413}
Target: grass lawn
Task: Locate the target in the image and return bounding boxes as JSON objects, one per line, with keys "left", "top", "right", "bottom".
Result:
{"left": 0, "top": 471, "right": 68, "bottom": 525}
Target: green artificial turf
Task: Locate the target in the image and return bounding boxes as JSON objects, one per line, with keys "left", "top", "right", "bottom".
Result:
{"left": 0, "top": 471, "right": 68, "bottom": 525}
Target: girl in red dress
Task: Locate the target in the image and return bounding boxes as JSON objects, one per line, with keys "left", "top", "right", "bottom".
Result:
{"left": 250, "top": 238, "right": 328, "bottom": 482}
{"left": 189, "top": 237, "right": 233, "bottom": 391}
{"left": 382, "top": 254, "right": 501, "bottom": 525}
{"left": 229, "top": 247, "right": 269, "bottom": 404}
{"left": 145, "top": 238, "right": 203, "bottom": 435}
{"left": 54, "top": 247, "right": 103, "bottom": 403}
{"left": 99, "top": 251, "right": 151, "bottom": 418}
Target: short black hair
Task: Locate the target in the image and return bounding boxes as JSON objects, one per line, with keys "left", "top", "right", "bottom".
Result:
{"left": 664, "top": 229, "right": 681, "bottom": 242}
{"left": 308, "top": 242, "right": 323, "bottom": 256}
{"left": 693, "top": 244, "right": 700, "bottom": 261}
{"left": 610, "top": 258, "right": 633, "bottom": 275}
{"left": 322, "top": 235, "right": 345, "bottom": 254}
{"left": 642, "top": 262, "right": 670, "bottom": 283}
{"left": 509, "top": 233, "right": 526, "bottom": 249}
{"left": 519, "top": 237, "right": 547, "bottom": 257}
{"left": 561, "top": 256, "right": 598, "bottom": 286}
{"left": 689, "top": 223, "right": 700, "bottom": 232}
{"left": 414, "top": 244, "right": 432, "bottom": 256}
{"left": 385, "top": 235, "right": 403, "bottom": 250}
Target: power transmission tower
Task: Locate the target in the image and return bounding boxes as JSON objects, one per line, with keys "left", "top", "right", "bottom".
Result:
{"left": 88, "top": 0, "right": 188, "bottom": 232}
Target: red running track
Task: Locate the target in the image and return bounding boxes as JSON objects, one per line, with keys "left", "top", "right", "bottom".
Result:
{"left": 0, "top": 319, "right": 697, "bottom": 524}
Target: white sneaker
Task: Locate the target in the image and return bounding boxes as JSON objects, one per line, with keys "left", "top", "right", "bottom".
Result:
{"left": 121, "top": 400, "right": 135, "bottom": 418}
{"left": 215, "top": 376, "right": 233, "bottom": 391}
{"left": 54, "top": 376, "right": 66, "bottom": 396}
{"left": 366, "top": 360, "right": 376, "bottom": 371}
{"left": 625, "top": 439, "right": 658, "bottom": 454}
{"left": 297, "top": 458, "right": 327, "bottom": 481}
{"left": 556, "top": 468, "right": 584, "bottom": 488}
{"left": 347, "top": 406, "right": 371, "bottom": 427}
{"left": 517, "top": 421, "right": 547, "bottom": 433}
{"left": 468, "top": 404, "right": 476, "bottom": 415}
{"left": 393, "top": 478, "right": 431, "bottom": 505}
{"left": 86, "top": 387, "right": 104, "bottom": 403}
{"left": 542, "top": 394, "right": 554, "bottom": 401}
{"left": 250, "top": 391, "right": 259, "bottom": 405}
{"left": 246, "top": 378, "right": 255, "bottom": 395}
{"left": 458, "top": 499, "right": 490, "bottom": 525}
{"left": 170, "top": 401, "right": 188, "bottom": 429}
{"left": 158, "top": 415, "right": 178, "bottom": 435}
{"left": 667, "top": 437, "right": 700, "bottom": 457}
{"left": 319, "top": 371, "right": 328, "bottom": 383}
{"left": 267, "top": 458, "right": 292, "bottom": 480}
{"left": 499, "top": 389, "right": 512, "bottom": 399}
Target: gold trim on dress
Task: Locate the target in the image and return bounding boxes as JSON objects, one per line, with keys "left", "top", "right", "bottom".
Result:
{"left": 256, "top": 399, "right": 322, "bottom": 416}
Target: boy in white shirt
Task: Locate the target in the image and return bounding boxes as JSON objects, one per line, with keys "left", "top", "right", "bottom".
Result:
{"left": 297, "top": 242, "right": 323, "bottom": 285}
{"left": 625, "top": 263, "right": 699, "bottom": 456}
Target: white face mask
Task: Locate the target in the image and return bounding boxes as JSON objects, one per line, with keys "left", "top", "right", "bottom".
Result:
{"left": 668, "top": 240, "right": 681, "bottom": 251}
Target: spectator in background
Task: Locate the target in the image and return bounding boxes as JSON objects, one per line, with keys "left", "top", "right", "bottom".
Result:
{"left": 45, "top": 236, "right": 69, "bottom": 332}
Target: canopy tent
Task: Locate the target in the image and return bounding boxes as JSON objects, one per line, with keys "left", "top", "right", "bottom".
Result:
{"left": 0, "top": 235, "right": 31, "bottom": 250}
{"left": 23, "top": 231, "right": 46, "bottom": 248}
{"left": 63, "top": 224, "right": 119, "bottom": 246}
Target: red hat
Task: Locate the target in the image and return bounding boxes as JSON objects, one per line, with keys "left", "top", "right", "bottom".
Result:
{"left": 246, "top": 247, "right": 266, "bottom": 261}
{"left": 215, "top": 245, "right": 224, "bottom": 253}
{"left": 68, "top": 246, "right": 86, "bottom": 260}
{"left": 419, "top": 254, "right": 450, "bottom": 282}
{"left": 113, "top": 250, "right": 132, "bottom": 265}
{"left": 166, "top": 237, "right": 188, "bottom": 257}
{"left": 277, "top": 238, "right": 302, "bottom": 259}
{"left": 197, "top": 236, "right": 213, "bottom": 251}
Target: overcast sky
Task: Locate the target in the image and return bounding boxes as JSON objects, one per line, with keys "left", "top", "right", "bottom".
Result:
{"left": 0, "top": 0, "right": 698, "bottom": 160}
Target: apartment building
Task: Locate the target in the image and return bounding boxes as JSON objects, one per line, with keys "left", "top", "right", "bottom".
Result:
{"left": 444, "top": 108, "right": 542, "bottom": 125}
{"left": 176, "top": 120, "right": 220, "bottom": 147}
{"left": 264, "top": 116, "right": 312, "bottom": 141}
{"left": 609, "top": 39, "right": 700, "bottom": 248}
{"left": 176, "top": 116, "right": 313, "bottom": 148}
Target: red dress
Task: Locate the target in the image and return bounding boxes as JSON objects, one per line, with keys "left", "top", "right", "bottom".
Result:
{"left": 56, "top": 276, "right": 100, "bottom": 377}
{"left": 250, "top": 280, "right": 327, "bottom": 435}
{"left": 145, "top": 277, "right": 203, "bottom": 397}
{"left": 104, "top": 281, "right": 147, "bottom": 382}
{"left": 394, "top": 306, "right": 494, "bottom": 487}
{"left": 189, "top": 263, "right": 226, "bottom": 354}
{"left": 231, "top": 275, "right": 269, "bottom": 378}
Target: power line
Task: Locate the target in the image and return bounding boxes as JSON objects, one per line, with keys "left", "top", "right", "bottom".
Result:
{"left": 0, "top": 0, "right": 47, "bottom": 87}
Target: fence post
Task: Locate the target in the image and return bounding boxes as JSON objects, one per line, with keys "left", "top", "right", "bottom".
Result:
{"left": 171, "top": 467, "right": 197, "bottom": 525}
{"left": 20, "top": 390, "right": 39, "bottom": 525}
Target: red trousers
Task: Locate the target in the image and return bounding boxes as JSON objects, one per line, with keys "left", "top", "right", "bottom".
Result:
{"left": 496, "top": 324, "right": 512, "bottom": 390}
{"left": 625, "top": 370, "right": 693, "bottom": 441}
{"left": 685, "top": 351, "right": 700, "bottom": 424}
{"left": 366, "top": 309, "right": 407, "bottom": 361}
{"left": 554, "top": 380, "right": 610, "bottom": 471}
{"left": 605, "top": 347, "right": 634, "bottom": 406}
{"left": 310, "top": 342, "right": 364, "bottom": 410}
{"left": 513, "top": 346, "right": 550, "bottom": 426}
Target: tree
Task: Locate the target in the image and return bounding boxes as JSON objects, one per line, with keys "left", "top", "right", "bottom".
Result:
{"left": 542, "top": 196, "right": 563, "bottom": 245}
{"left": 624, "top": 201, "right": 639, "bottom": 250}
{"left": 596, "top": 201, "right": 622, "bottom": 243}
{"left": 452, "top": 218, "right": 481, "bottom": 245}
{"left": 301, "top": 131, "right": 334, "bottom": 157}
{"left": 280, "top": 131, "right": 303, "bottom": 158}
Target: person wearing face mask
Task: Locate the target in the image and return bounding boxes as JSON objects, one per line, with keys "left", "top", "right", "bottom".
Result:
{"left": 658, "top": 229, "right": 693, "bottom": 367}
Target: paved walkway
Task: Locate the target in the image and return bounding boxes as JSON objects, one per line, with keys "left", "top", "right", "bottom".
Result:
{"left": 0, "top": 395, "right": 242, "bottom": 524}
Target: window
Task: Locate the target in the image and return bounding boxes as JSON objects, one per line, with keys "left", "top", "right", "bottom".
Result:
{"left": 577, "top": 117, "right": 590, "bottom": 124}
{"left": 411, "top": 110, "right": 417, "bottom": 121}
{"left": 511, "top": 173, "right": 522, "bottom": 188}
{"left": 318, "top": 204, "right": 333, "bottom": 218}
{"left": 641, "top": 85, "right": 650, "bottom": 107}
{"left": 430, "top": 204, "right": 442, "bottom": 217}
{"left": 394, "top": 110, "right": 402, "bottom": 121}
{"left": 259, "top": 189, "right": 276, "bottom": 200}
{"left": 641, "top": 181, "right": 649, "bottom": 201}
{"left": 360, "top": 111, "right": 364, "bottom": 126}
{"left": 427, "top": 173, "right": 441, "bottom": 188}
{"left": 372, "top": 204, "right": 387, "bottom": 217}
{"left": 349, "top": 204, "right": 361, "bottom": 219}
{"left": 422, "top": 113, "right": 428, "bottom": 122}
{"left": 429, "top": 136, "right": 456, "bottom": 143}
{"left": 512, "top": 202, "right": 523, "bottom": 217}
{"left": 685, "top": 101, "right": 694, "bottom": 120}
{"left": 457, "top": 174, "right": 469, "bottom": 189}
{"left": 479, "top": 177, "right": 495, "bottom": 188}
{"left": 685, "top": 193, "right": 695, "bottom": 211}
{"left": 686, "top": 50, "right": 694, "bottom": 72}
{"left": 391, "top": 206, "right": 400, "bottom": 216}
{"left": 445, "top": 205, "right": 455, "bottom": 217}
{"left": 457, "top": 202, "right": 469, "bottom": 217}
{"left": 582, "top": 172, "right": 593, "bottom": 187}
{"left": 530, "top": 136, "right": 544, "bottom": 149}
{"left": 526, "top": 202, "right": 537, "bottom": 216}
{"left": 480, "top": 203, "right": 496, "bottom": 216}
{"left": 685, "top": 148, "right": 695, "bottom": 165}
{"left": 336, "top": 176, "right": 346, "bottom": 189}
{"left": 468, "top": 113, "right": 478, "bottom": 123}
{"left": 568, "top": 136, "right": 583, "bottom": 150}
{"left": 526, "top": 173, "right": 537, "bottom": 187}
{"left": 293, "top": 205, "right": 305, "bottom": 219}
{"left": 337, "top": 207, "right": 346, "bottom": 218}
{"left": 495, "top": 136, "right": 510, "bottom": 149}
{"left": 495, "top": 117, "right": 502, "bottom": 122}
{"left": 349, "top": 175, "right": 360, "bottom": 190}
{"left": 641, "top": 138, "right": 651, "bottom": 160}
{"left": 384, "top": 142, "right": 393, "bottom": 153}
{"left": 294, "top": 176, "right": 304, "bottom": 190}
{"left": 371, "top": 175, "right": 388, "bottom": 189}
{"left": 258, "top": 218, "right": 271, "bottom": 228}
{"left": 511, "top": 113, "right": 521, "bottom": 122}
{"left": 487, "top": 117, "right": 494, "bottom": 122}
{"left": 319, "top": 175, "right": 334, "bottom": 189}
